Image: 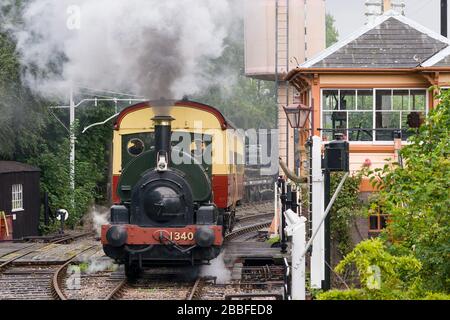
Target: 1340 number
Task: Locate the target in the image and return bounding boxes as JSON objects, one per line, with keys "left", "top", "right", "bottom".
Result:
{"left": 168, "top": 232, "right": 194, "bottom": 241}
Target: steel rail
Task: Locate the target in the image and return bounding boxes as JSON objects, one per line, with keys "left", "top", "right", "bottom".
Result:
{"left": 186, "top": 277, "right": 204, "bottom": 300}
{"left": 235, "top": 212, "right": 274, "bottom": 224}
{"left": 225, "top": 221, "right": 272, "bottom": 242}
{"left": 0, "top": 244, "right": 41, "bottom": 273}
{"left": 104, "top": 278, "right": 127, "bottom": 300}
{"left": 0, "top": 232, "right": 92, "bottom": 273}
{"left": 51, "top": 245, "right": 98, "bottom": 300}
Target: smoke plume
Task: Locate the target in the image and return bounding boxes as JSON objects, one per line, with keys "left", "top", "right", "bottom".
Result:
{"left": 88, "top": 205, "right": 109, "bottom": 238}
{"left": 1, "top": 0, "right": 238, "bottom": 99}
{"left": 200, "top": 253, "right": 231, "bottom": 284}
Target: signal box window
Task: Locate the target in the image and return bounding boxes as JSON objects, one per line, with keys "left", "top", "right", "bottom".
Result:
{"left": 12, "top": 184, "right": 23, "bottom": 212}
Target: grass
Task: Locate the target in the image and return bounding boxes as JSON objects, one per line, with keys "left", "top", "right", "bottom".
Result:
{"left": 266, "top": 235, "right": 280, "bottom": 245}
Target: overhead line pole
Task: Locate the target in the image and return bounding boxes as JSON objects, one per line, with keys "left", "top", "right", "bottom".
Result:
{"left": 50, "top": 92, "right": 147, "bottom": 196}
{"left": 442, "top": 0, "right": 448, "bottom": 37}
{"left": 69, "top": 88, "right": 75, "bottom": 192}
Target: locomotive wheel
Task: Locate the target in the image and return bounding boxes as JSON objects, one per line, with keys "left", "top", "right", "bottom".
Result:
{"left": 125, "top": 262, "right": 142, "bottom": 281}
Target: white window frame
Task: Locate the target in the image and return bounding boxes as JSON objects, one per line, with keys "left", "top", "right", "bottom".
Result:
{"left": 320, "top": 88, "right": 429, "bottom": 145}
{"left": 11, "top": 184, "right": 24, "bottom": 212}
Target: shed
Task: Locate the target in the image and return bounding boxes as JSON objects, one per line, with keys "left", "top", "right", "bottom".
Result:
{"left": 0, "top": 161, "right": 41, "bottom": 240}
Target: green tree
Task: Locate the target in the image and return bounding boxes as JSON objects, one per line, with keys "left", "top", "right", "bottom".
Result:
{"left": 75, "top": 103, "right": 115, "bottom": 203}
{"left": 30, "top": 104, "right": 113, "bottom": 229}
{"left": 317, "top": 239, "right": 450, "bottom": 300}
{"left": 0, "top": 32, "right": 47, "bottom": 160}
{"left": 1, "top": 1, "right": 115, "bottom": 229}
{"left": 330, "top": 169, "right": 367, "bottom": 257}
{"left": 369, "top": 91, "right": 450, "bottom": 293}
{"left": 326, "top": 13, "right": 339, "bottom": 48}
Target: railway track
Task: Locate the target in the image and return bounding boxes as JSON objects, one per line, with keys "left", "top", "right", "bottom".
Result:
{"left": 52, "top": 268, "right": 126, "bottom": 300}
{"left": 186, "top": 266, "right": 285, "bottom": 300}
{"left": 228, "top": 200, "right": 274, "bottom": 241}
{"left": 0, "top": 232, "right": 92, "bottom": 273}
{"left": 0, "top": 265, "right": 61, "bottom": 300}
{"left": 104, "top": 275, "right": 214, "bottom": 301}
{"left": 51, "top": 245, "right": 99, "bottom": 300}
{"left": 0, "top": 232, "right": 95, "bottom": 300}
{"left": 45, "top": 202, "right": 275, "bottom": 300}
{"left": 225, "top": 222, "right": 272, "bottom": 242}
{"left": 227, "top": 211, "right": 273, "bottom": 242}
{"left": 236, "top": 201, "right": 273, "bottom": 217}
{"left": 105, "top": 269, "right": 201, "bottom": 300}
{"left": 1, "top": 202, "right": 277, "bottom": 300}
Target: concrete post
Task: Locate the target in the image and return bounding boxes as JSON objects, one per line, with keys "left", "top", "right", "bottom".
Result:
{"left": 284, "top": 209, "right": 307, "bottom": 300}
{"left": 310, "top": 135, "right": 324, "bottom": 288}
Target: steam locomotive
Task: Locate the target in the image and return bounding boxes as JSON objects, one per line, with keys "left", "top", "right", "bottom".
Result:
{"left": 101, "top": 99, "right": 246, "bottom": 278}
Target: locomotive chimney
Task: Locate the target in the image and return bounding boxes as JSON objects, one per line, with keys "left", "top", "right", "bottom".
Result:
{"left": 151, "top": 99, "right": 175, "bottom": 171}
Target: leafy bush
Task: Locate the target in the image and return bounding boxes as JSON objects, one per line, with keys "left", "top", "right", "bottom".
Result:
{"left": 317, "top": 239, "right": 444, "bottom": 300}
{"left": 369, "top": 91, "right": 450, "bottom": 293}
{"left": 317, "top": 288, "right": 367, "bottom": 300}
{"left": 30, "top": 109, "right": 112, "bottom": 229}
{"left": 31, "top": 134, "right": 97, "bottom": 228}
{"left": 330, "top": 168, "right": 367, "bottom": 256}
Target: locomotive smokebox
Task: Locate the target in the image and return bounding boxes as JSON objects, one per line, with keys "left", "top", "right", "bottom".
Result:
{"left": 151, "top": 99, "right": 175, "bottom": 171}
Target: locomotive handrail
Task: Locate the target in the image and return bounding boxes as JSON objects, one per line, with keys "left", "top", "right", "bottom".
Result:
{"left": 156, "top": 233, "right": 198, "bottom": 254}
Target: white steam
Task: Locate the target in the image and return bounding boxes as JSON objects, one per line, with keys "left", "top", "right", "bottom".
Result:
{"left": 85, "top": 258, "right": 116, "bottom": 274}
{"left": 200, "top": 253, "right": 231, "bottom": 284}
{"left": 89, "top": 205, "right": 109, "bottom": 238}
{"left": 1, "top": 0, "right": 239, "bottom": 99}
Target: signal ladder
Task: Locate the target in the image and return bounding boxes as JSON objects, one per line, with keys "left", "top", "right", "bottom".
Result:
{"left": 275, "top": 0, "right": 291, "bottom": 168}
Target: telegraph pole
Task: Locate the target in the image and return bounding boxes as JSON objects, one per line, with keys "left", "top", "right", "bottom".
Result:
{"left": 442, "top": 0, "right": 448, "bottom": 37}
{"left": 49, "top": 88, "right": 146, "bottom": 197}
{"left": 69, "top": 88, "right": 75, "bottom": 192}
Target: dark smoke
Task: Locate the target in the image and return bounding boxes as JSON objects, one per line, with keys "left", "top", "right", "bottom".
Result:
{"left": 136, "top": 29, "right": 182, "bottom": 99}
{"left": 0, "top": 0, "right": 239, "bottom": 99}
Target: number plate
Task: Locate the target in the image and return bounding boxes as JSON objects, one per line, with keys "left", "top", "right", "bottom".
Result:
{"left": 168, "top": 231, "right": 195, "bottom": 241}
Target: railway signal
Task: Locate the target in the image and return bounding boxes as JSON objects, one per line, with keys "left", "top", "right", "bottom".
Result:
{"left": 56, "top": 209, "right": 69, "bottom": 234}
{"left": 281, "top": 133, "right": 350, "bottom": 299}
